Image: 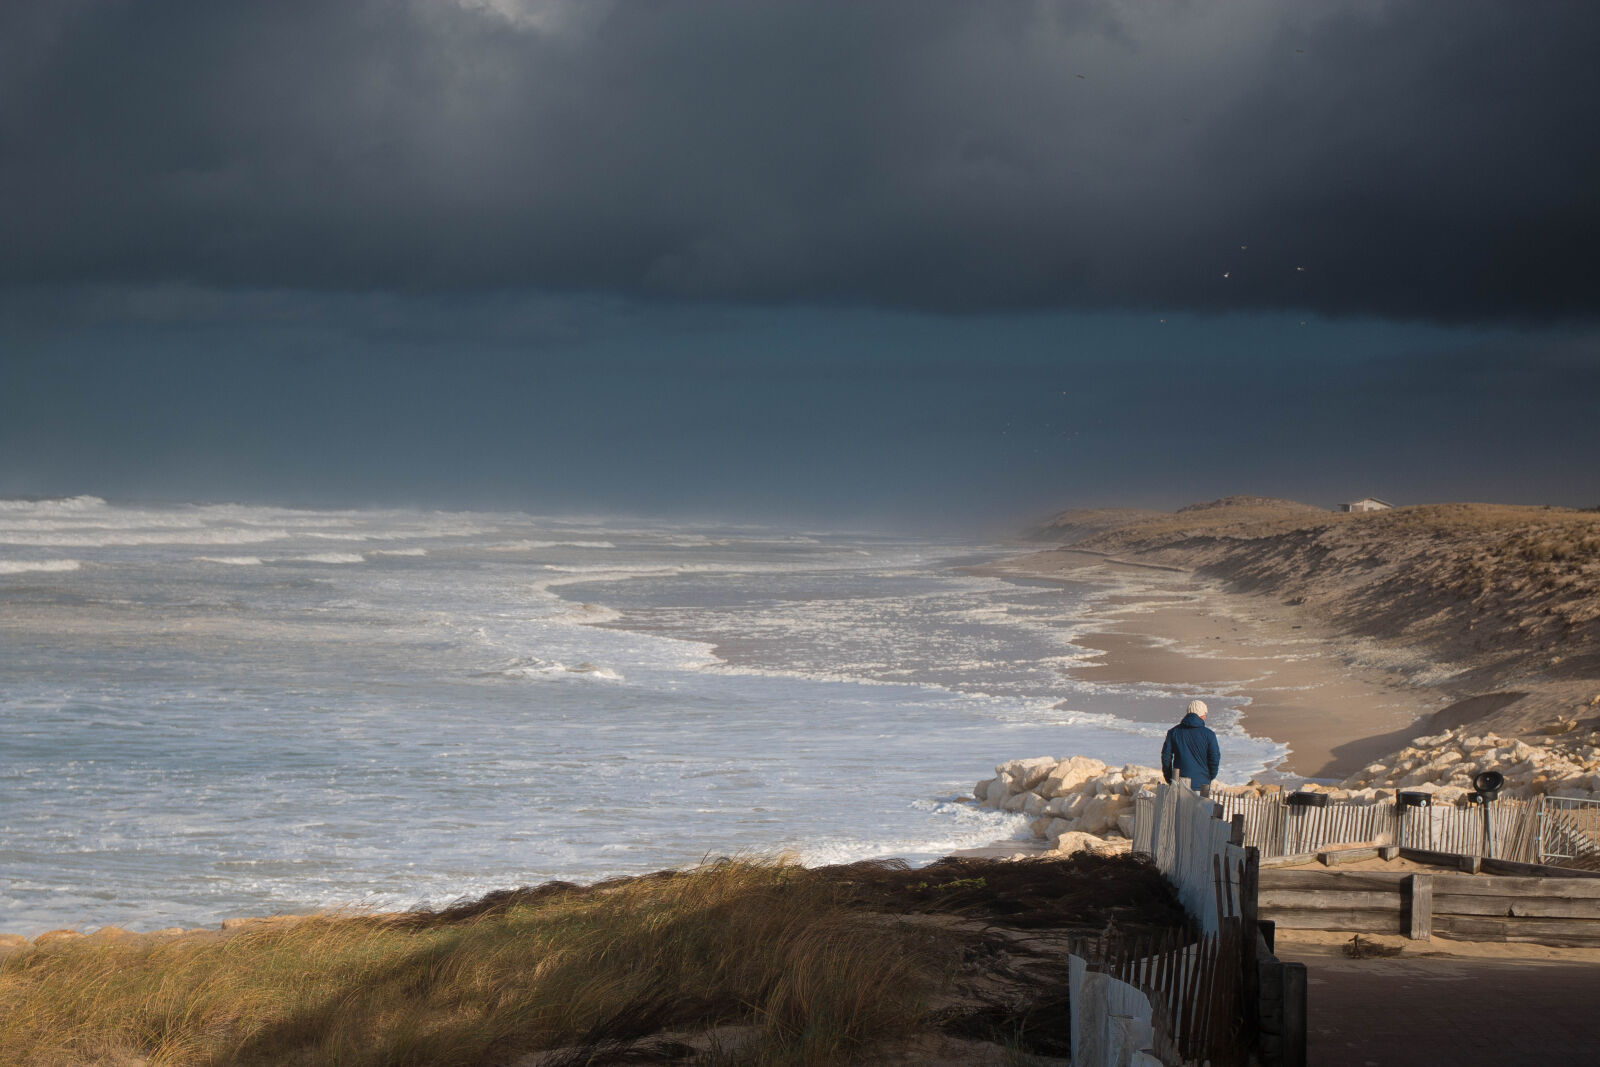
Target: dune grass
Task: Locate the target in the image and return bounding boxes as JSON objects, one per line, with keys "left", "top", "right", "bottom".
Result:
{"left": 0, "top": 861, "right": 930, "bottom": 1066}
{"left": 0, "top": 854, "right": 1185, "bottom": 1066}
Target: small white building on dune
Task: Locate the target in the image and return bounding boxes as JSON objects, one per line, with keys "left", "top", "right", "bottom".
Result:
{"left": 1339, "top": 497, "right": 1393, "bottom": 513}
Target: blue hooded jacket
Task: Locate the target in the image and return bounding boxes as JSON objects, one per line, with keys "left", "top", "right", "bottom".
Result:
{"left": 1161, "top": 711, "right": 1221, "bottom": 788}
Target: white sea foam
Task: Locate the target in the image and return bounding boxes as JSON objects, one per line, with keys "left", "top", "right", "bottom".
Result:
{"left": 0, "top": 495, "right": 108, "bottom": 513}
{"left": 0, "top": 527, "right": 298, "bottom": 547}
{"left": 0, "top": 559, "right": 82, "bottom": 574}
{"left": 485, "top": 540, "right": 618, "bottom": 551}
{"left": 791, "top": 801, "right": 1033, "bottom": 868}
{"left": 487, "top": 658, "right": 625, "bottom": 682}
{"left": 0, "top": 499, "right": 1295, "bottom": 936}
{"left": 546, "top": 601, "right": 623, "bottom": 625}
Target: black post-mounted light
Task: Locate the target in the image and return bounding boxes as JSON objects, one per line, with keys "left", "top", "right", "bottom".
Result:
{"left": 1469, "top": 770, "right": 1505, "bottom": 858}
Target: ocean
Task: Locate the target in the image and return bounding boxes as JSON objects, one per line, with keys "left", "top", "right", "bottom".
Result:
{"left": 0, "top": 497, "right": 1282, "bottom": 935}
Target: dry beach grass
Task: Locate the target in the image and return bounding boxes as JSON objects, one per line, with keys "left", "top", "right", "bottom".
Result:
{"left": 0, "top": 853, "right": 1186, "bottom": 1067}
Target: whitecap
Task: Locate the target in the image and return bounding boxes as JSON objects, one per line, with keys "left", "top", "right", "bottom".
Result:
{"left": 484, "top": 658, "right": 625, "bottom": 682}
{"left": 0, "top": 559, "right": 82, "bottom": 574}
{"left": 485, "top": 540, "right": 618, "bottom": 551}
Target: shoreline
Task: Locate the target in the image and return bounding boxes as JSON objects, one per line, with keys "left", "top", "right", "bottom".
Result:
{"left": 978, "top": 547, "right": 1456, "bottom": 780}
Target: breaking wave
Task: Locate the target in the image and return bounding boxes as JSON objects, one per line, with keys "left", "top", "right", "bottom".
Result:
{"left": 483, "top": 658, "right": 625, "bottom": 682}
{"left": 0, "top": 559, "right": 82, "bottom": 574}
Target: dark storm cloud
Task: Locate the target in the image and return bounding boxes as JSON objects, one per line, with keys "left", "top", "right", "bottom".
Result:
{"left": 2, "top": 0, "right": 1597, "bottom": 321}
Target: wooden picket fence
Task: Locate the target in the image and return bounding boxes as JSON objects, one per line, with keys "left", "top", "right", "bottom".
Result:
{"left": 1073, "top": 921, "right": 1246, "bottom": 1065}
{"left": 1205, "top": 791, "right": 1543, "bottom": 863}
{"left": 1138, "top": 779, "right": 1252, "bottom": 932}
{"left": 1120, "top": 781, "right": 1268, "bottom": 1064}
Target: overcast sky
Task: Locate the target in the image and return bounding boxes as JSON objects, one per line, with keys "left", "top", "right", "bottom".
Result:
{"left": 3, "top": 1, "right": 1597, "bottom": 528}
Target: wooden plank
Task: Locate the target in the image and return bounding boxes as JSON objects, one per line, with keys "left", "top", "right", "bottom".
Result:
{"left": 1260, "top": 852, "right": 1320, "bottom": 868}
{"left": 1432, "top": 873, "right": 1600, "bottom": 896}
{"left": 1265, "top": 908, "right": 1404, "bottom": 933}
{"left": 1433, "top": 914, "right": 1508, "bottom": 942}
{"left": 1480, "top": 857, "right": 1600, "bottom": 879}
{"left": 1407, "top": 873, "right": 1433, "bottom": 940}
{"left": 1442, "top": 915, "right": 1600, "bottom": 937}
{"left": 1378, "top": 845, "right": 1401, "bottom": 860}
{"left": 1399, "top": 846, "right": 1485, "bottom": 872}
{"left": 1260, "top": 889, "right": 1404, "bottom": 911}
{"left": 1319, "top": 846, "right": 1380, "bottom": 865}
{"left": 1503, "top": 933, "right": 1600, "bottom": 948}
{"left": 1260, "top": 869, "right": 1411, "bottom": 892}
{"left": 1434, "top": 895, "right": 1600, "bottom": 920}
{"left": 1398, "top": 847, "right": 1467, "bottom": 868}
{"left": 1431, "top": 914, "right": 1600, "bottom": 946}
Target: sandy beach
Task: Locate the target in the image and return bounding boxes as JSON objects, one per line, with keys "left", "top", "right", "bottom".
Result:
{"left": 981, "top": 548, "right": 1456, "bottom": 781}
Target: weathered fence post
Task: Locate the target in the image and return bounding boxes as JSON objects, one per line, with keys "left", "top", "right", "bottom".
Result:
{"left": 1406, "top": 873, "right": 1433, "bottom": 940}
{"left": 1241, "top": 845, "right": 1262, "bottom": 1043}
{"left": 1281, "top": 962, "right": 1307, "bottom": 1067}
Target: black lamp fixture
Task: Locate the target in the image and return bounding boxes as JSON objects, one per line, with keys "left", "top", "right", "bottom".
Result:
{"left": 1286, "top": 791, "right": 1329, "bottom": 809}
{"left": 1467, "top": 769, "right": 1504, "bottom": 805}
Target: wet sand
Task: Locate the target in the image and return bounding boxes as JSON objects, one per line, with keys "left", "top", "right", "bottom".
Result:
{"left": 979, "top": 549, "right": 1453, "bottom": 780}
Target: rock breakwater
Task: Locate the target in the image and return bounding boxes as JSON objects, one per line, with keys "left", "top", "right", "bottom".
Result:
{"left": 978, "top": 721, "right": 1600, "bottom": 856}
{"left": 1337, "top": 721, "right": 1600, "bottom": 805}
{"left": 974, "top": 755, "right": 1162, "bottom": 854}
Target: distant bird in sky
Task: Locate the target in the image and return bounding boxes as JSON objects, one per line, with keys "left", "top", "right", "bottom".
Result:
{"left": 1240, "top": 245, "right": 1248, "bottom": 251}
{"left": 1223, "top": 272, "right": 1230, "bottom": 278}
{"left": 1075, "top": 73, "right": 1086, "bottom": 79}
{"left": 1295, "top": 266, "right": 1306, "bottom": 272}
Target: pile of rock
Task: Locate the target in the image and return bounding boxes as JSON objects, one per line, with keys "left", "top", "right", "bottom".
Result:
{"left": 973, "top": 755, "right": 1165, "bottom": 854}
{"left": 977, "top": 725, "right": 1600, "bottom": 857}
{"left": 1338, "top": 725, "right": 1600, "bottom": 805}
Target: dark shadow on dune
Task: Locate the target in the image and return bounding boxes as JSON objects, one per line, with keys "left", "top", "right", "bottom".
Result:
{"left": 1312, "top": 691, "right": 1529, "bottom": 779}
{"left": 223, "top": 854, "right": 1185, "bottom": 1065}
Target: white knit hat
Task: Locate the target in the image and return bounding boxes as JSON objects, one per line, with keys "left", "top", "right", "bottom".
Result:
{"left": 1186, "top": 699, "right": 1209, "bottom": 717}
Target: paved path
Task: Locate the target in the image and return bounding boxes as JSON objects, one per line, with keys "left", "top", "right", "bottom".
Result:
{"left": 1278, "top": 943, "right": 1600, "bottom": 1065}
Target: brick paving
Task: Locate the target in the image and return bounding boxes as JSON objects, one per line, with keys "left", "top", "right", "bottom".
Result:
{"left": 1277, "top": 943, "right": 1600, "bottom": 1065}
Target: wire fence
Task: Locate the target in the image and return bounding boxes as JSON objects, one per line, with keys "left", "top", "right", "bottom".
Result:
{"left": 1536, "top": 795, "right": 1600, "bottom": 870}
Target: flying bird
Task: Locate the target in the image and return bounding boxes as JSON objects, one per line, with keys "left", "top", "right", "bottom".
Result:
{"left": 1295, "top": 266, "right": 1306, "bottom": 272}
{"left": 1075, "top": 73, "right": 1086, "bottom": 79}
{"left": 1240, "top": 245, "right": 1248, "bottom": 251}
{"left": 1223, "top": 272, "right": 1231, "bottom": 279}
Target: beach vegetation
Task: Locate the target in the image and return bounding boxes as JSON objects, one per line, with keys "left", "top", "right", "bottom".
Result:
{"left": 0, "top": 853, "right": 1184, "bottom": 1066}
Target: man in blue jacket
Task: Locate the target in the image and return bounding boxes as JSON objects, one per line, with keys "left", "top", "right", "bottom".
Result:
{"left": 1161, "top": 699, "right": 1221, "bottom": 794}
